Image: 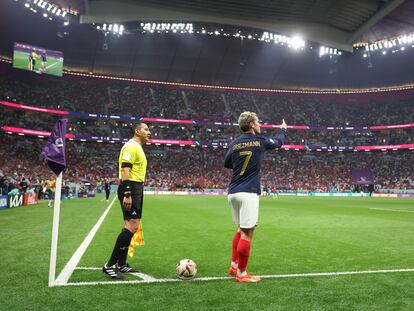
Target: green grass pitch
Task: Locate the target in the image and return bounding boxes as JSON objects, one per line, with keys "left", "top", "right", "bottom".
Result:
{"left": 0, "top": 195, "right": 413, "bottom": 310}
{"left": 13, "top": 50, "right": 63, "bottom": 77}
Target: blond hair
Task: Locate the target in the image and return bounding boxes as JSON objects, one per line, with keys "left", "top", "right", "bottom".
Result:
{"left": 238, "top": 111, "right": 258, "bottom": 132}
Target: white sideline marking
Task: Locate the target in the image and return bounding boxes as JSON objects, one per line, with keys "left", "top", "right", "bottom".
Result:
{"left": 369, "top": 208, "right": 414, "bottom": 213}
{"left": 76, "top": 267, "right": 157, "bottom": 281}
{"left": 54, "top": 196, "right": 117, "bottom": 285}
{"left": 58, "top": 268, "right": 414, "bottom": 287}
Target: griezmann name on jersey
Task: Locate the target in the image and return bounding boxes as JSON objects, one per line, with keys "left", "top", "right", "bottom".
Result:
{"left": 224, "top": 130, "right": 287, "bottom": 194}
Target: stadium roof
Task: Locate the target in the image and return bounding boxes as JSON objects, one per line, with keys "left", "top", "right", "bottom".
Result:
{"left": 71, "top": 0, "right": 414, "bottom": 51}
{"left": 2, "top": 0, "right": 414, "bottom": 88}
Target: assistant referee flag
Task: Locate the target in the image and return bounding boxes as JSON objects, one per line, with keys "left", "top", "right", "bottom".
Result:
{"left": 41, "top": 119, "right": 67, "bottom": 176}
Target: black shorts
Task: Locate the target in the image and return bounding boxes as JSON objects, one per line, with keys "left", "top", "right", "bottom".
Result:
{"left": 118, "top": 181, "right": 144, "bottom": 220}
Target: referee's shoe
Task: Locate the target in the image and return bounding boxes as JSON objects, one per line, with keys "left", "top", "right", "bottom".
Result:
{"left": 102, "top": 263, "right": 124, "bottom": 279}
{"left": 118, "top": 263, "right": 140, "bottom": 273}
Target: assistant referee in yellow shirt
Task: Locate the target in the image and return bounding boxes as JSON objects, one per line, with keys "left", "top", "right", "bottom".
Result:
{"left": 103, "top": 122, "right": 151, "bottom": 279}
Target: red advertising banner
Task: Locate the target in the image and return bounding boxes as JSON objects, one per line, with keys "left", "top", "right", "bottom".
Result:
{"left": 23, "top": 193, "right": 39, "bottom": 205}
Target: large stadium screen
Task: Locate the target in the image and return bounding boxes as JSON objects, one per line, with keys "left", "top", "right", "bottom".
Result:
{"left": 12, "top": 42, "right": 63, "bottom": 77}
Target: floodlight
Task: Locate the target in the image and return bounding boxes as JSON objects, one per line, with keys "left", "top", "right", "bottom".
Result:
{"left": 291, "top": 36, "right": 305, "bottom": 49}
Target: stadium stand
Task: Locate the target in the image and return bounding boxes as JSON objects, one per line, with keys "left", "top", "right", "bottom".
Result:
{"left": 1, "top": 70, "right": 413, "bottom": 195}
{"left": 1, "top": 72, "right": 413, "bottom": 125}
{"left": 1, "top": 132, "right": 413, "bottom": 195}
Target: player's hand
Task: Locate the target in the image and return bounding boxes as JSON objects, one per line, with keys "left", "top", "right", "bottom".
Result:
{"left": 280, "top": 118, "right": 287, "bottom": 130}
{"left": 123, "top": 196, "right": 132, "bottom": 211}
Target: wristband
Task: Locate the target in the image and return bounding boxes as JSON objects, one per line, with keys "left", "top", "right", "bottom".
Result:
{"left": 121, "top": 180, "right": 132, "bottom": 196}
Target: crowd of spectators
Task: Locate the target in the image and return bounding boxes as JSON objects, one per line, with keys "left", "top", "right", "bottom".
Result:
{"left": 1, "top": 73, "right": 413, "bottom": 194}
{"left": 1, "top": 74, "right": 413, "bottom": 126}
{"left": 2, "top": 108, "right": 413, "bottom": 147}
{"left": 1, "top": 134, "right": 412, "bottom": 194}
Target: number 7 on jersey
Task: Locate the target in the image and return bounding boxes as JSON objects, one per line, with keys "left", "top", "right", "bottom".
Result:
{"left": 239, "top": 151, "right": 252, "bottom": 176}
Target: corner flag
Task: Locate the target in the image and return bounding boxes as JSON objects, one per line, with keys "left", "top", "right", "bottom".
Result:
{"left": 42, "top": 119, "right": 67, "bottom": 287}
{"left": 41, "top": 119, "right": 67, "bottom": 176}
{"left": 128, "top": 222, "right": 145, "bottom": 258}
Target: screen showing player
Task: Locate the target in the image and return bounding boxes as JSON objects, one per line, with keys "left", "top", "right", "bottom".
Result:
{"left": 12, "top": 42, "right": 64, "bottom": 77}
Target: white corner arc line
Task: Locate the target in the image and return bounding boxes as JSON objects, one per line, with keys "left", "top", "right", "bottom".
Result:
{"left": 129, "top": 272, "right": 157, "bottom": 281}
{"left": 75, "top": 267, "right": 157, "bottom": 281}
{"left": 369, "top": 208, "right": 414, "bottom": 213}
{"left": 57, "top": 268, "right": 414, "bottom": 287}
{"left": 54, "top": 196, "right": 117, "bottom": 285}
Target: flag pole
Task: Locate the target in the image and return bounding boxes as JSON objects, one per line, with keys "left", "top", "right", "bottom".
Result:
{"left": 48, "top": 172, "right": 63, "bottom": 287}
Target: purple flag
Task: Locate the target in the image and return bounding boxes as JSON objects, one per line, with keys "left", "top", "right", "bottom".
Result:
{"left": 41, "top": 119, "right": 67, "bottom": 176}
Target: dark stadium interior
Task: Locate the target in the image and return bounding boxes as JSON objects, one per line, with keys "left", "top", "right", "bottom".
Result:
{"left": 1, "top": 1, "right": 414, "bottom": 88}
{"left": 0, "top": 0, "right": 413, "bottom": 195}
{"left": 1, "top": 2, "right": 414, "bottom": 308}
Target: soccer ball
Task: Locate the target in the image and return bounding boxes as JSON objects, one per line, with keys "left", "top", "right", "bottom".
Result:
{"left": 176, "top": 259, "right": 197, "bottom": 280}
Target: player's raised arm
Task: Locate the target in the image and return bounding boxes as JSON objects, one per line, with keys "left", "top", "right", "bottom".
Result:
{"left": 263, "top": 119, "right": 288, "bottom": 149}
{"left": 280, "top": 118, "right": 287, "bottom": 130}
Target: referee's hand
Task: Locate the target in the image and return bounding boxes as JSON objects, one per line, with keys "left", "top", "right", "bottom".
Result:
{"left": 280, "top": 118, "right": 287, "bottom": 130}
{"left": 123, "top": 196, "right": 132, "bottom": 211}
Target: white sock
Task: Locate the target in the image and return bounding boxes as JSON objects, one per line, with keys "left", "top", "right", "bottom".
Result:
{"left": 231, "top": 261, "right": 238, "bottom": 269}
{"left": 237, "top": 269, "right": 247, "bottom": 277}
